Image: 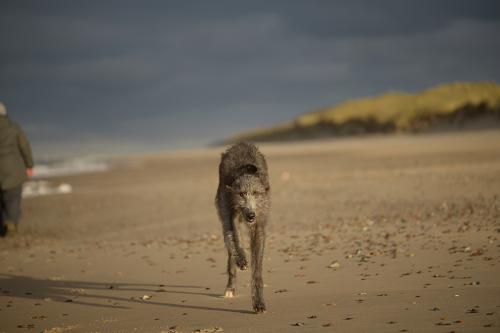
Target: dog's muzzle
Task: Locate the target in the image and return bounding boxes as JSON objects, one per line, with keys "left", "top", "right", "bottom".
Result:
{"left": 243, "top": 210, "right": 256, "bottom": 223}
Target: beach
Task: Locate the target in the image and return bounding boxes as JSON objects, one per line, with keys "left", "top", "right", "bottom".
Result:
{"left": 1, "top": 130, "right": 500, "bottom": 332}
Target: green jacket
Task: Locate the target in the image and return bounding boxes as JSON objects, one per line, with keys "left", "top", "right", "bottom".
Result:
{"left": 0, "top": 115, "right": 34, "bottom": 190}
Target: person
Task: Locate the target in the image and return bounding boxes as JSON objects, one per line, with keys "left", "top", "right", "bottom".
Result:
{"left": 0, "top": 102, "right": 34, "bottom": 236}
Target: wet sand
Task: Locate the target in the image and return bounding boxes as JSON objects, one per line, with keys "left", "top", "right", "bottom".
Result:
{"left": 1, "top": 130, "right": 500, "bottom": 332}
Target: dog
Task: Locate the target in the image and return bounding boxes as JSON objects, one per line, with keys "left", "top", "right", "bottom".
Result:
{"left": 215, "top": 142, "right": 270, "bottom": 313}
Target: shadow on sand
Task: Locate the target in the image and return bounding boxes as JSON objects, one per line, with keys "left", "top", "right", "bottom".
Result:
{"left": 0, "top": 274, "right": 253, "bottom": 314}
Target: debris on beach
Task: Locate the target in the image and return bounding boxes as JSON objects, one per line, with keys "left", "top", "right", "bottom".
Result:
{"left": 273, "top": 289, "right": 289, "bottom": 293}
{"left": 192, "top": 327, "right": 223, "bottom": 333}
{"left": 327, "top": 260, "right": 340, "bottom": 269}
{"left": 280, "top": 171, "right": 291, "bottom": 181}
{"left": 291, "top": 322, "right": 304, "bottom": 326}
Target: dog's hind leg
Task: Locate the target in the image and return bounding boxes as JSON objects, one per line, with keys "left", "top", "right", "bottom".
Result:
{"left": 250, "top": 223, "right": 266, "bottom": 313}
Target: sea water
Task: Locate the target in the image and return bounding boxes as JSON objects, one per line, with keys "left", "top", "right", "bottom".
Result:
{"left": 22, "top": 156, "right": 109, "bottom": 197}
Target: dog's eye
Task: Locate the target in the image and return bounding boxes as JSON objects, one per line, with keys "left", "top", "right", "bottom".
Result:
{"left": 239, "top": 192, "right": 246, "bottom": 197}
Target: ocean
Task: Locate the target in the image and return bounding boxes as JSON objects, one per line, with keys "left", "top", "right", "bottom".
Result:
{"left": 23, "top": 156, "right": 110, "bottom": 198}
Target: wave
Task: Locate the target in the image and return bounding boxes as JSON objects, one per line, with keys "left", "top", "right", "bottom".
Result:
{"left": 23, "top": 181, "right": 72, "bottom": 198}
{"left": 33, "top": 156, "right": 109, "bottom": 178}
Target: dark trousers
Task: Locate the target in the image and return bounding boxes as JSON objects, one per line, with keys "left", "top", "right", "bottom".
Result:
{"left": 1, "top": 185, "right": 23, "bottom": 226}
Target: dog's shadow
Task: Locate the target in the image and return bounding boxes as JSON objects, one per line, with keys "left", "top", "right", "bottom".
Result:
{"left": 0, "top": 274, "right": 253, "bottom": 314}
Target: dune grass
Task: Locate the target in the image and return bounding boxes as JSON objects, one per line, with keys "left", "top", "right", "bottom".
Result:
{"left": 228, "top": 81, "right": 500, "bottom": 142}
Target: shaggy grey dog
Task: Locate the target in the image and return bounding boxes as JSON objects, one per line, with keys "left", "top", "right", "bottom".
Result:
{"left": 215, "top": 142, "right": 270, "bottom": 313}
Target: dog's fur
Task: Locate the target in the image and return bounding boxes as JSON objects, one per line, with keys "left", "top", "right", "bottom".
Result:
{"left": 215, "top": 142, "right": 270, "bottom": 313}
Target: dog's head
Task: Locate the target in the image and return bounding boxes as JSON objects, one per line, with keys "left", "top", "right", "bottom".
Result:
{"left": 226, "top": 173, "right": 268, "bottom": 224}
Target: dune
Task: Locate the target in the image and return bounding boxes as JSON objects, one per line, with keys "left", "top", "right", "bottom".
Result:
{"left": 223, "top": 81, "right": 500, "bottom": 144}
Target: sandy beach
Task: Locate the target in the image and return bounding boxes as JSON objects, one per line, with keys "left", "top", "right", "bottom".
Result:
{"left": 1, "top": 130, "right": 500, "bottom": 333}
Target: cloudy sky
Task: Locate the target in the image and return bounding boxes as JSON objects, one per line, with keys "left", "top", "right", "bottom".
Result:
{"left": 1, "top": 1, "right": 499, "bottom": 157}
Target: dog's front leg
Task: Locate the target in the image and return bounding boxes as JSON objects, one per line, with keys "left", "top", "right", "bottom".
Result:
{"left": 223, "top": 217, "right": 247, "bottom": 298}
{"left": 225, "top": 250, "right": 237, "bottom": 297}
{"left": 250, "top": 223, "right": 266, "bottom": 313}
{"left": 223, "top": 215, "right": 248, "bottom": 271}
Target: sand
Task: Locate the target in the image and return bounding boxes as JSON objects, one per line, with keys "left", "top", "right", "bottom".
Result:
{"left": 1, "top": 130, "right": 499, "bottom": 332}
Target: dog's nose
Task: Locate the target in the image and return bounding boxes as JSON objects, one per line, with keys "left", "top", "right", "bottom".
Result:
{"left": 245, "top": 211, "right": 256, "bottom": 221}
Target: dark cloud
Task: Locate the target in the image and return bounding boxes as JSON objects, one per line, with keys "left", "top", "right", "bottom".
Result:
{"left": 1, "top": 1, "right": 499, "bottom": 156}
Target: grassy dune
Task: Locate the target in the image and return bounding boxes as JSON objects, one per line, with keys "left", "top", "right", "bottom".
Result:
{"left": 226, "top": 81, "right": 500, "bottom": 143}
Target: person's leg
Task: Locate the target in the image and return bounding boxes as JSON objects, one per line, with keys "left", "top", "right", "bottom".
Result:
{"left": 3, "top": 185, "right": 23, "bottom": 234}
{"left": 0, "top": 189, "right": 6, "bottom": 237}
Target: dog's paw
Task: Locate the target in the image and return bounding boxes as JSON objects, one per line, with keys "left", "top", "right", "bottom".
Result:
{"left": 235, "top": 255, "right": 248, "bottom": 270}
{"left": 224, "top": 288, "right": 235, "bottom": 298}
{"left": 253, "top": 300, "right": 266, "bottom": 314}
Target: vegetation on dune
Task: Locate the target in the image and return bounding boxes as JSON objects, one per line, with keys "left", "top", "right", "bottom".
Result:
{"left": 225, "top": 81, "right": 500, "bottom": 143}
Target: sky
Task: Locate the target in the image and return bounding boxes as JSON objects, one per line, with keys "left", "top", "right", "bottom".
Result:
{"left": 1, "top": 1, "right": 500, "bottom": 158}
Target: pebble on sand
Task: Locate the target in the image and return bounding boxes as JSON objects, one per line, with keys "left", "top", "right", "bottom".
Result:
{"left": 291, "top": 322, "right": 304, "bottom": 326}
